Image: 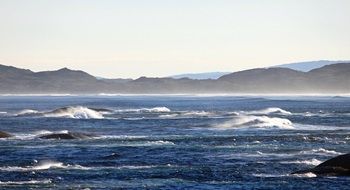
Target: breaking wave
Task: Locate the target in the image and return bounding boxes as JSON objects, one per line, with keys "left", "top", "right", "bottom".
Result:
{"left": 15, "top": 109, "right": 39, "bottom": 116}
{"left": 159, "top": 111, "right": 214, "bottom": 118}
{"left": 280, "top": 159, "right": 322, "bottom": 166}
{"left": 0, "top": 160, "right": 86, "bottom": 172}
{"left": 300, "top": 148, "right": 343, "bottom": 155}
{"left": 243, "top": 107, "right": 292, "bottom": 115}
{"left": 43, "top": 106, "right": 104, "bottom": 119}
{"left": 216, "top": 115, "right": 294, "bottom": 129}
{"left": 115, "top": 107, "right": 171, "bottom": 113}
{"left": 292, "top": 172, "right": 317, "bottom": 178}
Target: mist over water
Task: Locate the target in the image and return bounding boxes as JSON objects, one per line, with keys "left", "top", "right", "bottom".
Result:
{"left": 0, "top": 95, "right": 349, "bottom": 189}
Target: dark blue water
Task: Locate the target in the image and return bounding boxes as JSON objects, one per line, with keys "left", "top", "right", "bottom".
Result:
{"left": 0, "top": 95, "right": 349, "bottom": 189}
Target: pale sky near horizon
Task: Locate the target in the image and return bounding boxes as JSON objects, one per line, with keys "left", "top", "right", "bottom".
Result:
{"left": 0, "top": 0, "right": 349, "bottom": 78}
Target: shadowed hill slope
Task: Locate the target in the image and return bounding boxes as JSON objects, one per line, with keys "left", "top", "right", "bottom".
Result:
{"left": 0, "top": 63, "right": 349, "bottom": 94}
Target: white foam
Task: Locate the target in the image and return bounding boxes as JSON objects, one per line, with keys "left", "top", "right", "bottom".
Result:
{"left": 216, "top": 115, "right": 294, "bottom": 129}
{"left": 252, "top": 174, "right": 287, "bottom": 178}
{"left": 117, "top": 165, "right": 155, "bottom": 169}
{"left": 159, "top": 114, "right": 179, "bottom": 118}
{"left": 44, "top": 106, "right": 104, "bottom": 119}
{"left": 300, "top": 148, "right": 343, "bottom": 155}
{"left": 144, "top": 107, "right": 171, "bottom": 112}
{"left": 244, "top": 107, "right": 292, "bottom": 115}
{"left": 183, "top": 111, "right": 213, "bottom": 117}
{"left": 148, "top": 140, "right": 175, "bottom": 145}
{"left": 159, "top": 111, "right": 214, "bottom": 119}
{"left": 0, "top": 179, "right": 52, "bottom": 185}
{"left": 292, "top": 172, "right": 317, "bottom": 178}
{"left": 96, "top": 135, "right": 148, "bottom": 140}
{"left": 32, "top": 161, "right": 65, "bottom": 170}
{"left": 126, "top": 140, "right": 175, "bottom": 146}
{"left": 115, "top": 107, "right": 171, "bottom": 113}
{"left": 0, "top": 160, "right": 86, "bottom": 172}
{"left": 15, "top": 109, "right": 39, "bottom": 116}
{"left": 281, "top": 159, "right": 322, "bottom": 166}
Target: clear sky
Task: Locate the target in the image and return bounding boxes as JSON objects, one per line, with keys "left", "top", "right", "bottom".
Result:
{"left": 0, "top": 0, "right": 349, "bottom": 78}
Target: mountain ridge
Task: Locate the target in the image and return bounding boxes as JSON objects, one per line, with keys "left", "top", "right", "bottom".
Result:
{"left": 0, "top": 63, "right": 349, "bottom": 94}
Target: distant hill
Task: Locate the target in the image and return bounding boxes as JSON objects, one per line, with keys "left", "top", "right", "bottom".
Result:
{"left": 169, "top": 72, "right": 231, "bottom": 80}
{"left": 168, "top": 60, "right": 350, "bottom": 79}
{"left": 274, "top": 60, "right": 350, "bottom": 72}
{"left": 0, "top": 62, "right": 349, "bottom": 94}
{"left": 0, "top": 65, "right": 107, "bottom": 93}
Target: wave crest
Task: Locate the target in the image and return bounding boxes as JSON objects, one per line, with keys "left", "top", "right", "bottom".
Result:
{"left": 300, "top": 148, "right": 343, "bottom": 155}
{"left": 15, "top": 109, "right": 39, "bottom": 116}
{"left": 217, "top": 115, "right": 294, "bottom": 129}
{"left": 281, "top": 159, "right": 322, "bottom": 166}
{"left": 0, "top": 160, "right": 86, "bottom": 172}
{"left": 44, "top": 106, "right": 104, "bottom": 119}
{"left": 244, "top": 107, "right": 292, "bottom": 115}
{"left": 115, "top": 107, "right": 171, "bottom": 113}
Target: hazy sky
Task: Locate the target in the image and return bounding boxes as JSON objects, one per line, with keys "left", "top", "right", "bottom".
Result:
{"left": 0, "top": 0, "right": 349, "bottom": 78}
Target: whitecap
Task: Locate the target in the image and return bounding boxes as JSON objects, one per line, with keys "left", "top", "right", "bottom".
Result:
{"left": 215, "top": 115, "right": 294, "bottom": 129}
{"left": 252, "top": 174, "right": 287, "bottom": 178}
{"left": 115, "top": 107, "right": 171, "bottom": 113}
{"left": 123, "top": 140, "right": 175, "bottom": 146}
{"left": 300, "top": 148, "right": 343, "bottom": 155}
{"left": 117, "top": 165, "right": 155, "bottom": 169}
{"left": 0, "top": 160, "right": 87, "bottom": 172}
{"left": 182, "top": 111, "right": 213, "bottom": 117}
{"left": 243, "top": 107, "right": 292, "bottom": 115}
{"left": 292, "top": 172, "right": 317, "bottom": 178}
{"left": 43, "top": 106, "right": 104, "bottom": 119}
{"left": 147, "top": 140, "right": 175, "bottom": 145}
{"left": 15, "top": 109, "right": 40, "bottom": 116}
{"left": 0, "top": 179, "right": 52, "bottom": 185}
{"left": 31, "top": 161, "right": 65, "bottom": 170}
{"left": 280, "top": 158, "right": 322, "bottom": 166}
{"left": 144, "top": 107, "right": 171, "bottom": 112}
{"left": 95, "top": 135, "right": 148, "bottom": 140}
{"left": 159, "top": 114, "right": 179, "bottom": 118}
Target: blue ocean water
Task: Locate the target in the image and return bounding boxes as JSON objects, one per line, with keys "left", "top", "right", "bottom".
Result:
{"left": 0, "top": 95, "right": 349, "bottom": 189}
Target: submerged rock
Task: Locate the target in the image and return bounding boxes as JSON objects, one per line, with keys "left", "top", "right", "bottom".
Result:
{"left": 38, "top": 132, "right": 95, "bottom": 140}
{"left": 0, "top": 131, "right": 12, "bottom": 138}
{"left": 292, "top": 153, "right": 350, "bottom": 176}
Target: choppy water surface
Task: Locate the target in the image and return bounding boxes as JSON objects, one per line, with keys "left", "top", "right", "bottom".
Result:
{"left": 0, "top": 95, "right": 349, "bottom": 189}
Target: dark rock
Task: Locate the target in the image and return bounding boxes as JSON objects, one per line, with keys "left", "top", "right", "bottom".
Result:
{"left": 39, "top": 132, "right": 95, "bottom": 140}
{"left": 0, "top": 131, "right": 12, "bottom": 138}
{"left": 292, "top": 153, "right": 350, "bottom": 176}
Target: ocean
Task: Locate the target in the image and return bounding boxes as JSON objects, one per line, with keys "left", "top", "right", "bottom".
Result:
{"left": 0, "top": 95, "right": 349, "bottom": 189}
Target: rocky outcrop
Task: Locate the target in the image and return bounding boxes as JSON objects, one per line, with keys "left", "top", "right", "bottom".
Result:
{"left": 38, "top": 132, "right": 96, "bottom": 140}
{"left": 0, "top": 131, "right": 12, "bottom": 138}
{"left": 292, "top": 153, "right": 350, "bottom": 176}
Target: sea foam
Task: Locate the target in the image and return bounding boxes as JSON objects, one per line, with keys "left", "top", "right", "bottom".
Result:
{"left": 243, "top": 107, "right": 292, "bottom": 115}
{"left": 216, "top": 115, "right": 294, "bottom": 129}
{"left": 115, "top": 107, "right": 171, "bottom": 113}
{"left": 44, "top": 106, "right": 104, "bottom": 119}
